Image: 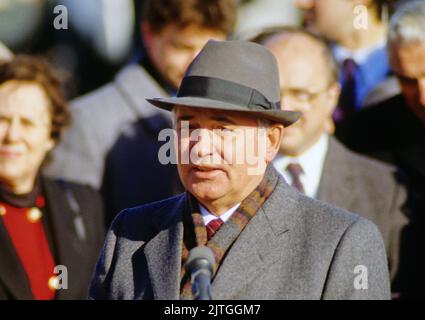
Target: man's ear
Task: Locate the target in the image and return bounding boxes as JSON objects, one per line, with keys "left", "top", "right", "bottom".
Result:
{"left": 265, "top": 124, "right": 284, "bottom": 163}
{"left": 326, "top": 82, "right": 341, "bottom": 114}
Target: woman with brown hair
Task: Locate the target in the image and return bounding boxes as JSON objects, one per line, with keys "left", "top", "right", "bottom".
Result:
{"left": 0, "top": 55, "right": 105, "bottom": 300}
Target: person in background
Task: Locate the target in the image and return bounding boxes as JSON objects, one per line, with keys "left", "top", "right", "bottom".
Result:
{"left": 0, "top": 56, "right": 105, "bottom": 300}
{"left": 294, "top": 0, "right": 399, "bottom": 129}
{"left": 44, "top": 0, "right": 238, "bottom": 227}
{"left": 341, "top": 0, "right": 425, "bottom": 299}
{"left": 258, "top": 28, "right": 408, "bottom": 297}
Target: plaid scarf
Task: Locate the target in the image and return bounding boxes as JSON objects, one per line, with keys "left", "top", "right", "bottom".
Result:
{"left": 180, "top": 165, "right": 279, "bottom": 299}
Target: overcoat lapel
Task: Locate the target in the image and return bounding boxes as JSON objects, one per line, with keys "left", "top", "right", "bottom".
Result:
{"left": 212, "top": 177, "right": 297, "bottom": 299}
{"left": 42, "top": 178, "right": 88, "bottom": 299}
{"left": 143, "top": 196, "right": 186, "bottom": 300}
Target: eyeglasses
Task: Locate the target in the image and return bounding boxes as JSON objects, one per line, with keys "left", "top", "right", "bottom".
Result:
{"left": 280, "top": 84, "right": 332, "bottom": 104}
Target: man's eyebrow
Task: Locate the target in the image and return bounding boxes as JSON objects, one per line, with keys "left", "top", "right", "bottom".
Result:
{"left": 210, "top": 116, "right": 237, "bottom": 124}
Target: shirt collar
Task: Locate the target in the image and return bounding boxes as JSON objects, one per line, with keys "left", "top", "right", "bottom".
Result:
{"left": 333, "top": 41, "right": 386, "bottom": 65}
{"left": 198, "top": 202, "right": 240, "bottom": 226}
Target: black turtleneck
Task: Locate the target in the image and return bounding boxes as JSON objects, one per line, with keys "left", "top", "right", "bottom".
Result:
{"left": 0, "top": 176, "right": 42, "bottom": 208}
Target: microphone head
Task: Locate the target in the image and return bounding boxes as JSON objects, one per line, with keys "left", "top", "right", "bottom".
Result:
{"left": 186, "top": 246, "right": 215, "bottom": 275}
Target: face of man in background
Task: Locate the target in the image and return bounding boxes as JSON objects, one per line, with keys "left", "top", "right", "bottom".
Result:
{"left": 295, "top": 0, "right": 359, "bottom": 42}
{"left": 266, "top": 34, "right": 340, "bottom": 156}
{"left": 0, "top": 80, "right": 54, "bottom": 191}
{"left": 174, "top": 106, "right": 283, "bottom": 214}
{"left": 143, "top": 23, "right": 227, "bottom": 89}
{"left": 389, "top": 41, "right": 425, "bottom": 124}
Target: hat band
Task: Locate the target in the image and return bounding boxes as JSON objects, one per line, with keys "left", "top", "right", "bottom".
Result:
{"left": 177, "top": 76, "right": 280, "bottom": 111}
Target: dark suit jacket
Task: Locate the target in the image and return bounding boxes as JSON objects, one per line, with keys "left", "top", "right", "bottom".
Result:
{"left": 0, "top": 176, "right": 105, "bottom": 300}
{"left": 335, "top": 95, "right": 425, "bottom": 299}
{"left": 317, "top": 137, "right": 408, "bottom": 282}
{"left": 339, "top": 94, "right": 425, "bottom": 173}
{"left": 89, "top": 168, "right": 390, "bottom": 300}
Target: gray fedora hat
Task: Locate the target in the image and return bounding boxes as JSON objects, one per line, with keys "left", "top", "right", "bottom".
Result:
{"left": 146, "top": 40, "right": 301, "bottom": 126}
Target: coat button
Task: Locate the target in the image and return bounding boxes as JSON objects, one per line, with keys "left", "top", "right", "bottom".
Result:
{"left": 48, "top": 276, "right": 59, "bottom": 291}
{"left": 27, "top": 207, "right": 42, "bottom": 223}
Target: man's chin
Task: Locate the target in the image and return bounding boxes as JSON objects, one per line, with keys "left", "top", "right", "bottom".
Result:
{"left": 188, "top": 184, "right": 227, "bottom": 203}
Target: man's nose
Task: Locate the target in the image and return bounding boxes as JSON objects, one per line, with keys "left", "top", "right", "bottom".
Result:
{"left": 294, "top": 0, "right": 314, "bottom": 9}
{"left": 191, "top": 128, "right": 214, "bottom": 159}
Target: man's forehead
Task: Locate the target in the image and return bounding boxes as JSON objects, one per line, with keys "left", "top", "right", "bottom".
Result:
{"left": 267, "top": 35, "right": 332, "bottom": 87}
{"left": 266, "top": 33, "right": 325, "bottom": 60}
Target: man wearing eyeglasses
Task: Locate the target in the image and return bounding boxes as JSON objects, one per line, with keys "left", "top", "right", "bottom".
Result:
{"left": 260, "top": 28, "right": 408, "bottom": 297}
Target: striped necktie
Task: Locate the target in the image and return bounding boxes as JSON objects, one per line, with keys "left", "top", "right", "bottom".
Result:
{"left": 206, "top": 218, "right": 224, "bottom": 241}
{"left": 286, "top": 163, "right": 305, "bottom": 194}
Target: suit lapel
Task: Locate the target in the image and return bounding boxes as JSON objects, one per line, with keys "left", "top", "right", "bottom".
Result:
{"left": 143, "top": 196, "right": 186, "bottom": 300}
{"left": 42, "top": 178, "right": 87, "bottom": 300}
{"left": 212, "top": 176, "right": 296, "bottom": 300}
{"left": 317, "top": 137, "right": 356, "bottom": 209}
{"left": 0, "top": 220, "right": 33, "bottom": 299}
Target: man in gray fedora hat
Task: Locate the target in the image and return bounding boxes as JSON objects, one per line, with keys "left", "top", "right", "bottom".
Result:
{"left": 89, "top": 40, "right": 391, "bottom": 300}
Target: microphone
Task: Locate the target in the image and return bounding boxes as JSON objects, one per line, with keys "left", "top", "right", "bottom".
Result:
{"left": 185, "top": 246, "right": 216, "bottom": 300}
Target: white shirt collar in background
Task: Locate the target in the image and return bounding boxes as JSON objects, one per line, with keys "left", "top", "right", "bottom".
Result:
{"left": 333, "top": 41, "right": 386, "bottom": 65}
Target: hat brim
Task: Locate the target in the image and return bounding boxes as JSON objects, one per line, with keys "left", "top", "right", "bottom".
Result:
{"left": 146, "top": 97, "right": 301, "bottom": 127}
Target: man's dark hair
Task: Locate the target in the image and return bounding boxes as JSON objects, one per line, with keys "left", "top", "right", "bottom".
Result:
{"left": 0, "top": 55, "right": 70, "bottom": 143}
{"left": 143, "top": 0, "right": 238, "bottom": 34}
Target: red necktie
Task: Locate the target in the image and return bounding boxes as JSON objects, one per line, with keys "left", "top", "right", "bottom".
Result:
{"left": 206, "top": 218, "right": 224, "bottom": 241}
{"left": 286, "top": 163, "right": 305, "bottom": 194}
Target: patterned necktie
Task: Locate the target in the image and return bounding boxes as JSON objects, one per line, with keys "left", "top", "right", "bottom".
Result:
{"left": 286, "top": 163, "right": 305, "bottom": 194}
{"left": 336, "top": 58, "right": 358, "bottom": 123}
{"left": 206, "top": 218, "right": 224, "bottom": 241}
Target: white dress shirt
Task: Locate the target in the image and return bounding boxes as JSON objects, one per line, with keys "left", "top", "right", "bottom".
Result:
{"left": 333, "top": 41, "right": 386, "bottom": 65}
{"left": 273, "top": 134, "right": 329, "bottom": 198}
{"left": 199, "top": 203, "right": 240, "bottom": 226}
